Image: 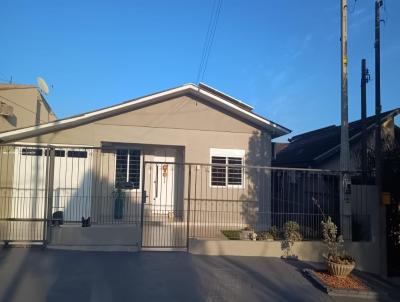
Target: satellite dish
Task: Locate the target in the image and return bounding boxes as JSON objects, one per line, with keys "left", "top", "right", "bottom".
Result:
{"left": 37, "top": 77, "right": 50, "bottom": 95}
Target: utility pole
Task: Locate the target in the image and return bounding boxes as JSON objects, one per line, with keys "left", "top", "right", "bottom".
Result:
{"left": 340, "top": 0, "right": 352, "bottom": 240}
{"left": 361, "top": 59, "right": 369, "bottom": 184}
{"left": 375, "top": 0, "right": 383, "bottom": 194}
{"left": 374, "top": 0, "right": 386, "bottom": 276}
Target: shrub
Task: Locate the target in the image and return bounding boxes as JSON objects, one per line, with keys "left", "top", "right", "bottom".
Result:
{"left": 321, "top": 217, "right": 355, "bottom": 265}
{"left": 281, "top": 221, "right": 302, "bottom": 257}
{"left": 221, "top": 230, "right": 241, "bottom": 240}
{"left": 256, "top": 231, "right": 274, "bottom": 241}
{"left": 269, "top": 225, "right": 279, "bottom": 239}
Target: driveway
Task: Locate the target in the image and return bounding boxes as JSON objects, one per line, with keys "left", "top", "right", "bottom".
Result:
{"left": 0, "top": 248, "right": 398, "bottom": 302}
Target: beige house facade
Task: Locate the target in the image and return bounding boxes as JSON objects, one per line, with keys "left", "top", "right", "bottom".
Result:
{"left": 0, "top": 84, "right": 290, "bottom": 240}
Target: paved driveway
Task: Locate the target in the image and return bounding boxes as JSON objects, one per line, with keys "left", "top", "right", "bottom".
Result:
{"left": 0, "top": 248, "right": 398, "bottom": 302}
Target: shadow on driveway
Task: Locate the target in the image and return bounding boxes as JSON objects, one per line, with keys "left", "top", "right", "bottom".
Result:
{"left": 0, "top": 248, "right": 399, "bottom": 302}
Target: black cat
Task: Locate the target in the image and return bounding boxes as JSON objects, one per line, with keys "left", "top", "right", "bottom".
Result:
{"left": 81, "top": 216, "right": 91, "bottom": 227}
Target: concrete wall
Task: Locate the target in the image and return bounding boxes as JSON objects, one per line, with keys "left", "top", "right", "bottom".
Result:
{"left": 0, "top": 87, "right": 56, "bottom": 133}
{"left": 49, "top": 224, "right": 140, "bottom": 251}
{"left": 20, "top": 95, "right": 270, "bottom": 165}
{"left": 0, "top": 146, "right": 15, "bottom": 240}
{"left": 189, "top": 239, "right": 382, "bottom": 275}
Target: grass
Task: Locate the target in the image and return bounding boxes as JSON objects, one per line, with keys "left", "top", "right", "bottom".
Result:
{"left": 221, "top": 230, "right": 241, "bottom": 240}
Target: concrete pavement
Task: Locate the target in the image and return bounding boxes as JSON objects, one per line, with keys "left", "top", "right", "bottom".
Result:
{"left": 0, "top": 248, "right": 398, "bottom": 302}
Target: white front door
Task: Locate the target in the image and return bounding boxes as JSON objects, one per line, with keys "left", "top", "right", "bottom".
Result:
{"left": 151, "top": 150, "right": 176, "bottom": 214}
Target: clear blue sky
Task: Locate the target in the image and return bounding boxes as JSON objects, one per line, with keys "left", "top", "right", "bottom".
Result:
{"left": 1, "top": 0, "right": 399, "bottom": 141}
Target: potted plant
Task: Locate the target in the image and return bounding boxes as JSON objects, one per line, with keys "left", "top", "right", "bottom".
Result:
{"left": 113, "top": 186, "right": 124, "bottom": 219}
{"left": 240, "top": 226, "right": 253, "bottom": 240}
{"left": 257, "top": 231, "right": 274, "bottom": 241}
{"left": 281, "top": 221, "right": 302, "bottom": 259}
{"left": 321, "top": 216, "right": 356, "bottom": 277}
{"left": 249, "top": 231, "right": 258, "bottom": 241}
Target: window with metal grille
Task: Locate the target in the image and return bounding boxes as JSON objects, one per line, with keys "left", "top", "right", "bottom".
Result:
{"left": 211, "top": 156, "right": 243, "bottom": 187}
{"left": 115, "top": 149, "right": 141, "bottom": 189}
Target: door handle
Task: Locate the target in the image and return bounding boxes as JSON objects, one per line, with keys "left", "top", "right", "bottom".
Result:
{"left": 154, "top": 165, "right": 159, "bottom": 198}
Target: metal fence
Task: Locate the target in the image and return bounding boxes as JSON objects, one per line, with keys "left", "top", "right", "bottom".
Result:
{"left": 140, "top": 161, "right": 341, "bottom": 244}
{"left": 1, "top": 144, "right": 348, "bottom": 245}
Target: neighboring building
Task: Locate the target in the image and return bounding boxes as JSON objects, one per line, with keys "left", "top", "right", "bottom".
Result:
{"left": 0, "top": 83, "right": 56, "bottom": 133}
{"left": 273, "top": 108, "right": 400, "bottom": 170}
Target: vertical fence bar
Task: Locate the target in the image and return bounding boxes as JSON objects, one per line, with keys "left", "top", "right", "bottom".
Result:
{"left": 140, "top": 160, "right": 146, "bottom": 248}
{"left": 43, "top": 147, "right": 55, "bottom": 245}
{"left": 186, "top": 164, "right": 192, "bottom": 250}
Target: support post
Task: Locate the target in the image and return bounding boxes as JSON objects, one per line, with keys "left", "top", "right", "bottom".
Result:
{"left": 186, "top": 165, "right": 192, "bottom": 250}
{"left": 140, "top": 159, "right": 147, "bottom": 249}
{"left": 374, "top": 0, "right": 387, "bottom": 276}
{"left": 361, "top": 59, "right": 369, "bottom": 184}
{"left": 340, "top": 0, "right": 352, "bottom": 240}
{"left": 43, "top": 147, "right": 55, "bottom": 246}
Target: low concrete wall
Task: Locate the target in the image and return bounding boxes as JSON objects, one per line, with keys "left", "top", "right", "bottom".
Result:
{"left": 189, "top": 239, "right": 324, "bottom": 262}
{"left": 49, "top": 224, "right": 140, "bottom": 251}
{"left": 189, "top": 239, "right": 381, "bottom": 275}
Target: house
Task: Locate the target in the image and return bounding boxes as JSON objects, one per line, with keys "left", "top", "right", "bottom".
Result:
{"left": 273, "top": 109, "right": 400, "bottom": 276}
{"left": 0, "top": 83, "right": 290, "bottom": 246}
{"left": 0, "top": 83, "right": 56, "bottom": 132}
{"left": 273, "top": 108, "right": 400, "bottom": 170}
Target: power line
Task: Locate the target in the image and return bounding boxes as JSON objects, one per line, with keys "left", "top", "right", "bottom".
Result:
{"left": 196, "top": 0, "right": 223, "bottom": 84}
{"left": 349, "top": 0, "right": 357, "bottom": 14}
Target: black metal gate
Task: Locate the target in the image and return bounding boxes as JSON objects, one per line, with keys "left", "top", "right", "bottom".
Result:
{"left": 140, "top": 161, "right": 188, "bottom": 249}
{"left": 387, "top": 200, "right": 400, "bottom": 276}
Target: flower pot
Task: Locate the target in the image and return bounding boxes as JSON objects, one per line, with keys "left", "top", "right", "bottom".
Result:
{"left": 326, "top": 260, "right": 355, "bottom": 278}
{"left": 114, "top": 196, "right": 124, "bottom": 219}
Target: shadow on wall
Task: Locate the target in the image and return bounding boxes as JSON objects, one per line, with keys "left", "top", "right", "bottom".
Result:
{"left": 240, "top": 131, "right": 271, "bottom": 230}
{"left": 4, "top": 114, "right": 17, "bottom": 127}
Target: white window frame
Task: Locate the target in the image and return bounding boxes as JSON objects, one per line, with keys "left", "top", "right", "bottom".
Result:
{"left": 114, "top": 148, "right": 143, "bottom": 191}
{"left": 209, "top": 148, "right": 245, "bottom": 188}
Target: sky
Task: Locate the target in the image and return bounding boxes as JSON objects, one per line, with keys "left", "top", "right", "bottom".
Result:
{"left": 0, "top": 0, "right": 399, "bottom": 141}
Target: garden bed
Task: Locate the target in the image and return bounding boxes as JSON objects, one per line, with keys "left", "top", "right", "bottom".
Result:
{"left": 221, "top": 230, "right": 241, "bottom": 240}
{"left": 303, "top": 269, "right": 378, "bottom": 298}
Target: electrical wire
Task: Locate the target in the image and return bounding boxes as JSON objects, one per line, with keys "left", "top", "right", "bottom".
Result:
{"left": 196, "top": 0, "right": 223, "bottom": 84}
{"left": 349, "top": 0, "right": 357, "bottom": 14}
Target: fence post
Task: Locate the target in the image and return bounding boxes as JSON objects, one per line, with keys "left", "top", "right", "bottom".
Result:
{"left": 43, "top": 147, "right": 55, "bottom": 246}
{"left": 140, "top": 160, "right": 146, "bottom": 248}
{"left": 186, "top": 164, "right": 192, "bottom": 250}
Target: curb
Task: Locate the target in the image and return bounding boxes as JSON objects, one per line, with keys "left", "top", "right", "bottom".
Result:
{"left": 303, "top": 268, "right": 382, "bottom": 299}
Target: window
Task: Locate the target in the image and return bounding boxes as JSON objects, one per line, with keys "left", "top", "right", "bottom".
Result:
{"left": 21, "top": 148, "right": 43, "bottom": 156}
{"left": 210, "top": 149, "right": 244, "bottom": 187}
{"left": 45, "top": 149, "right": 66, "bottom": 157}
{"left": 67, "top": 151, "right": 87, "bottom": 158}
{"left": 115, "top": 149, "right": 141, "bottom": 189}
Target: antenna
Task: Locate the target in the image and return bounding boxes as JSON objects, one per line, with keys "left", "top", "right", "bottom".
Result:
{"left": 37, "top": 77, "right": 50, "bottom": 95}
